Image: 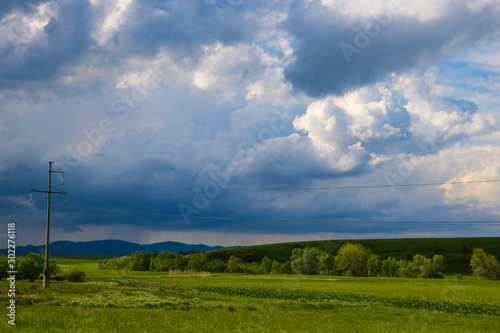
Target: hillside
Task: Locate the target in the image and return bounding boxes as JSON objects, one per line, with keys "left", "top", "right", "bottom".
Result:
{"left": 2, "top": 239, "right": 226, "bottom": 256}
{"left": 206, "top": 237, "right": 500, "bottom": 273}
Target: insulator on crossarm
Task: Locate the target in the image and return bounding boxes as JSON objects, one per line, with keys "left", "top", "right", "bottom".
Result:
{"left": 65, "top": 195, "right": 68, "bottom": 206}
{"left": 30, "top": 191, "right": 32, "bottom": 204}
{"left": 62, "top": 173, "right": 64, "bottom": 184}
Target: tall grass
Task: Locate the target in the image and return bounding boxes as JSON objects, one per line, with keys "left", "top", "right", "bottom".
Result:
{"left": 88, "top": 278, "right": 500, "bottom": 315}
{"left": 168, "top": 270, "right": 210, "bottom": 278}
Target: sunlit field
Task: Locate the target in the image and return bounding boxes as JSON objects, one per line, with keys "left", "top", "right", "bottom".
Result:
{"left": 1, "top": 256, "right": 499, "bottom": 332}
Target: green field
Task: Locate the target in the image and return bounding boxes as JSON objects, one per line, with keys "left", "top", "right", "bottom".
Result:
{"left": 1, "top": 255, "right": 499, "bottom": 332}
{"left": 207, "top": 237, "right": 500, "bottom": 273}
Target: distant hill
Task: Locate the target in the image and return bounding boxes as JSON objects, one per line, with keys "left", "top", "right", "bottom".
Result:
{"left": 205, "top": 237, "right": 500, "bottom": 274}
{"left": 2, "top": 239, "right": 227, "bottom": 256}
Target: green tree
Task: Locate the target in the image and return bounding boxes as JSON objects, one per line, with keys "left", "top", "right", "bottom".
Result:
{"left": 366, "top": 254, "right": 381, "bottom": 277}
{"left": 279, "top": 261, "right": 293, "bottom": 274}
{"left": 271, "top": 260, "right": 281, "bottom": 274}
{"left": 290, "top": 247, "right": 319, "bottom": 275}
{"left": 19, "top": 252, "right": 59, "bottom": 282}
{"left": 243, "top": 262, "right": 262, "bottom": 274}
{"left": 98, "top": 256, "right": 130, "bottom": 270}
{"left": 335, "top": 243, "right": 371, "bottom": 277}
{"left": 419, "top": 255, "right": 446, "bottom": 279}
{"left": 317, "top": 250, "right": 335, "bottom": 275}
{"left": 227, "top": 255, "right": 244, "bottom": 273}
{"left": 187, "top": 252, "right": 208, "bottom": 271}
{"left": 205, "top": 259, "right": 227, "bottom": 272}
{"left": 154, "top": 251, "right": 186, "bottom": 271}
{"left": 380, "top": 257, "right": 398, "bottom": 277}
{"left": 0, "top": 254, "right": 9, "bottom": 280}
{"left": 260, "top": 256, "right": 273, "bottom": 274}
{"left": 470, "top": 248, "right": 500, "bottom": 280}
{"left": 396, "top": 259, "right": 408, "bottom": 277}
{"left": 404, "top": 254, "right": 425, "bottom": 278}
{"left": 127, "top": 251, "right": 156, "bottom": 271}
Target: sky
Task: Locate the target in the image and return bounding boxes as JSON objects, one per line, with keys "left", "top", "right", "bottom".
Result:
{"left": 1, "top": 0, "right": 500, "bottom": 247}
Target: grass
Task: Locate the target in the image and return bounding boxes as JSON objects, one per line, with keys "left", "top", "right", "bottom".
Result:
{"left": 3, "top": 302, "right": 500, "bottom": 333}
{"left": 1, "top": 254, "right": 499, "bottom": 332}
{"left": 1, "top": 278, "right": 499, "bottom": 333}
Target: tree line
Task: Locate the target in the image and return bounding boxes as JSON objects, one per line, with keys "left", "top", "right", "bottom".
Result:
{"left": 0, "top": 252, "right": 85, "bottom": 282}
{"left": 96, "top": 243, "right": 500, "bottom": 280}
{"left": 2, "top": 244, "right": 497, "bottom": 281}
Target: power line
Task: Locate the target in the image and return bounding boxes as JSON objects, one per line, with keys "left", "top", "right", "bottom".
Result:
{"left": 65, "top": 203, "right": 500, "bottom": 225}
{"left": 0, "top": 202, "right": 30, "bottom": 214}
{"left": 64, "top": 179, "right": 500, "bottom": 192}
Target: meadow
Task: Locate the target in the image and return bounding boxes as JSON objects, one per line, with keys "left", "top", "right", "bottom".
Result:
{"left": 0, "top": 255, "right": 499, "bottom": 332}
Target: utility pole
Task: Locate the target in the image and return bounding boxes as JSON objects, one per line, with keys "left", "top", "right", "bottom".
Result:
{"left": 31, "top": 161, "right": 67, "bottom": 288}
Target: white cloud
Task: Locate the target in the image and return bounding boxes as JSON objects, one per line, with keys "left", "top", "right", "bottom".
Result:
{"left": 466, "top": 0, "right": 500, "bottom": 13}
{"left": 91, "top": 0, "right": 134, "bottom": 46}
{"left": 115, "top": 48, "right": 193, "bottom": 89}
{"left": 320, "top": 0, "right": 462, "bottom": 23}
{"left": 0, "top": 2, "right": 57, "bottom": 53}
{"left": 439, "top": 146, "right": 500, "bottom": 215}
{"left": 245, "top": 66, "right": 295, "bottom": 106}
{"left": 391, "top": 68, "right": 500, "bottom": 143}
{"left": 293, "top": 82, "right": 407, "bottom": 155}
{"left": 193, "top": 42, "right": 267, "bottom": 91}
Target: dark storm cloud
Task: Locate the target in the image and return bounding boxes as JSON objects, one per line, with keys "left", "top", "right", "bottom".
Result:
{"left": 1, "top": 1, "right": 500, "bottom": 245}
{"left": 0, "top": 0, "right": 93, "bottom": 88}
{"left": 0, "top": 0, "right": 279, "bottom": 89}
{"left": 284, "top": 1, "right": 500, "bottom": 97}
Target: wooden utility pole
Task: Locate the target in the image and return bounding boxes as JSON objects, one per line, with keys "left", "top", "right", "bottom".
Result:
{"left": 31, "top": 161, "right": 67, "bottom": 288}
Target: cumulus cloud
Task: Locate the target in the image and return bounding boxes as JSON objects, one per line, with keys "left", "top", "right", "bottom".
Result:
{"left": 0, "top": 0, "right": 92, "bottom": 87}
{"left": 284, "top": 0, "right": 500, "bottom": 97}
{"left": 1, "top": 0, "right": 500, "bottom": 246}
{"left": 293, "top": 83, "right": 410, "bottom": 154}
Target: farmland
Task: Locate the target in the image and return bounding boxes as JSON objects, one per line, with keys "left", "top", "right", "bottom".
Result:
{"left": 1, "top": 253, "right": 499, "bottom": 332}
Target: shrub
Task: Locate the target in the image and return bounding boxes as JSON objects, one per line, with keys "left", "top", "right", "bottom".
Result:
{"left": 153, "top": 251, "right": 186, "bottom": 271}
{"left": 380, "top": 257, "right": 398, "bottom": 277}
{"left": 399, "top": 254, "right": 446, "bottom": 279}
{"left": 290, "top": 247, "right": 319, "bottom": 275}
{"left": 187, "top": 252, "right": 208, "bottom": 271}
{"left": 18, "top": 252, "right": 59, "bottom": 282}
{"left": 64, "top": 269, "right": 86, "bottom": 282}
{"left": 470, "top": 248, "right": 500, "bottom": 280}
{"left": 335, "top": 243, "right": 371, "bottom": 277}
{"left": 404, "top": 254, "right": 425, "bottom": 278}
{"left": 205, "top": 259, "right": 227, "bottom": 273}
{"left": 260, "top": 257, "right": 273, "bottom": 274}
{"left": 318, "top": 251, "right": 335, "bottom": 275}
{"left": 243, "top": 262, "right": 263, "bottom": 274}
{"left": 127, "top": 251, "right": 156, "bottom": 271}
{"left": 271, "top": 260, "right": 281, "bottom": 274}
{"left": 279, "top": 261, "right": 293, "bottom": 274}
{"left": 367, "top": 254, "right": 381, "bottom": 277}
{"left": 396, "top": 259, "right": 408, "bottom": 277}
{"left": 98, "top": 256, "right": 130, "bottom": 270}
{"left": 0, "top": 254, "right": 8, "bottom": 280}
{"left": 419, "top": 255, "right": 445, "bottom": 279}
{"left": 227, "top": 256, "right": 244, "bottom": 273}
